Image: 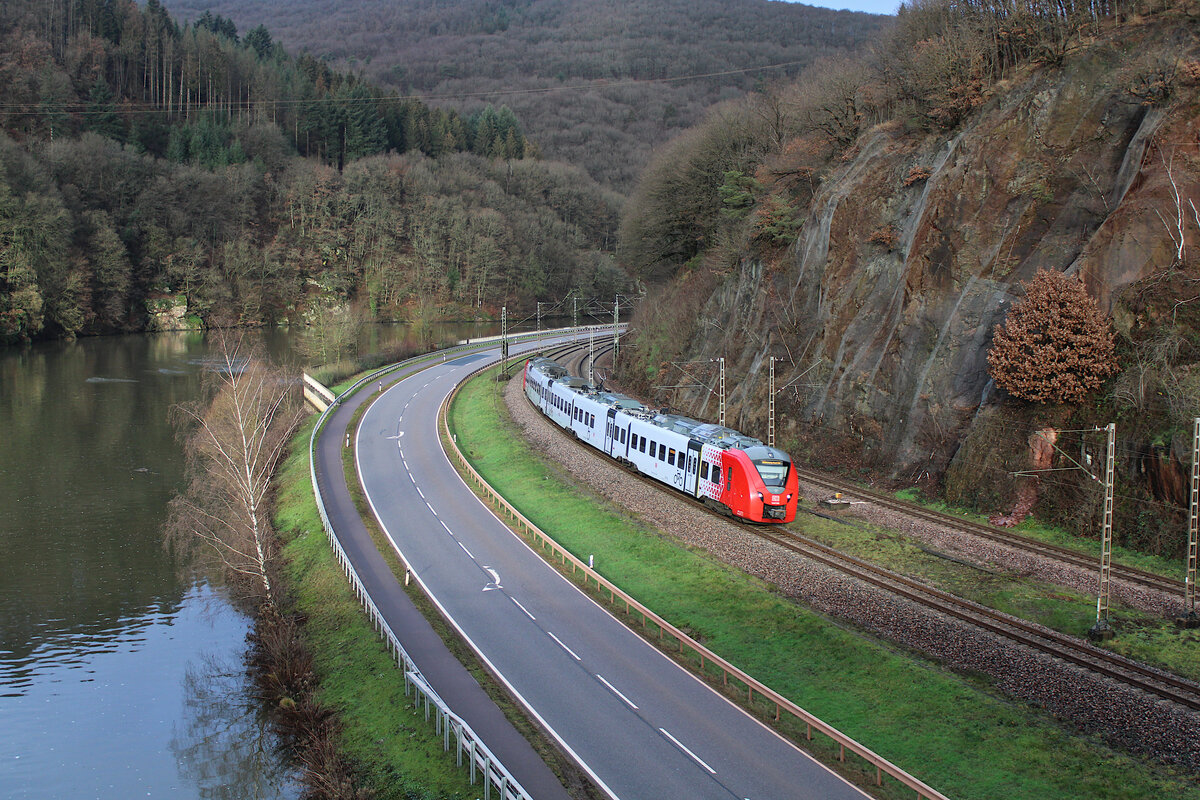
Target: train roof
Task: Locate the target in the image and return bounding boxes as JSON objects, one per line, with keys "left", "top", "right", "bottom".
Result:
{"left": 527, "top": 357, "right": 568, "bottom": 380}
{"left": 531, "top": 357, "right": 781, "bottom": 455}
{"left": 742, "top": 444, "right": 791, "bottom": 462}
{"left": 595, "top": 391, "right": 644, "bottom": 410}
{"left": 643, "top": 413, "right": 764, "bottom": 450}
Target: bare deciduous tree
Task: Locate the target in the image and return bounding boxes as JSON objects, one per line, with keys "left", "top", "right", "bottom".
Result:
{"left": 167, "top": 334, "right": 303, "bottom": 610}
{"left": 299, "top": 297, "right": 362, "bottom": 366}
{"left": 1155, "top": 144, "right": 1200, "bottom": 266}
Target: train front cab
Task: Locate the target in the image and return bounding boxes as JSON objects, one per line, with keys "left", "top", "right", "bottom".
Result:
{"left": 720, "top": 447, "right": 799, "bottom": 523}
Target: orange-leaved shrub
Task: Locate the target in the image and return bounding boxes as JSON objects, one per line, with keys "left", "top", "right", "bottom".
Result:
{"left": 987, "top": 269, "right": 1117, "bottom": 404}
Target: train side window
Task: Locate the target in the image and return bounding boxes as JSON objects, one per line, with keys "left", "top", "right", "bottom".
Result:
{"left": 727, "top": 467, "right": 733, "bottom": 491}
{"left": 667, "top": 449, "right": 675, "bottom": 466}
{"left": 700, "top": 462, "right": 708, "bottom": 481}
{"left": 620, "top": 429, "right": 627, "bottom": 444}
{"left": 640, "top": 438, "right": 646, "bottom": 453}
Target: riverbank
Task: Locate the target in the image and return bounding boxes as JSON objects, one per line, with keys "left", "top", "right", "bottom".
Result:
{"left": 271, "top": 415, "right": 478, "bottom": 799}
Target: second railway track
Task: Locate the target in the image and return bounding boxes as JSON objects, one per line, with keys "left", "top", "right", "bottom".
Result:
{"left": 796, "top": 469, "right": 1185, "bottom": 598}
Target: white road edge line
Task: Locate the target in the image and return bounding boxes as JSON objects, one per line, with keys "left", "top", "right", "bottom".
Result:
{"left": 547, "top": 631, "right": 581, "bottom": 661}
{"left": 596, "top": 674, "right": 638, "bottom": 710}
{"left": 511, "top": 598, "right": 536, "bottom": 620}
{"left": 659, "top": 728, "right": 716, "bottom": 775}
{"left": 355, "top": 347, "right": 627, "bottom": 800}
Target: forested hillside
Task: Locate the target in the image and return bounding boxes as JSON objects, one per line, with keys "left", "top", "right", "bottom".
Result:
{"left": 0, "top": 0, "right": 624, "bottom": 344}
{"left": 161, "top": 0, "right": 891, "bottom": 190}
{"left": 615, "top": 0, "right": 1200, "bottom": 555}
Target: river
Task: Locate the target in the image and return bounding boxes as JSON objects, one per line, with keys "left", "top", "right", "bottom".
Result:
{"left": 0, "top": 322, "right": 506, "bottom": 800}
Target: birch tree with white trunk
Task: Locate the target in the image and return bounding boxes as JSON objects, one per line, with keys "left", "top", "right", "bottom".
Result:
{"left": 167, "top": 334, "right": 303, "bottom": 610}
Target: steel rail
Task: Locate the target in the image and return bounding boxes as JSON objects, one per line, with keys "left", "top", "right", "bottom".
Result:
{"left": 795, "top": 469, "right": 1184, "bottom": 597}
{"left": 758, "top": 527, "right": 1200, "bottom": 711}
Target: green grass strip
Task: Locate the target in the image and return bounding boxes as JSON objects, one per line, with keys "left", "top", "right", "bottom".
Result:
{"left": 274, "top": 416, "right": 478, "bottom": 800}
{"left": 449, "top": 369, "right": 1200, "bottom": 800}
{"left": 795, "top": 511, "right": 1200, "bottom": 683}
{"left": 893, "top": 487, "right": 1185, "bottom": 581}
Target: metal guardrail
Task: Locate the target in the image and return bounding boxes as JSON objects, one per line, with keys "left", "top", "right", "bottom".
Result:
{"left": 306, "top": 344, "right": 554, "bottom": 800}
{"left": 440, "top": 357, "right": 952, "bottom": 800}
{"left": 302, "top": 324, "right": 626, "bottom": 800}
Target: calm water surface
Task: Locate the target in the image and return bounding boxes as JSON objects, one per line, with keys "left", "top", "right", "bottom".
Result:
{"left": 0, "top": 332, "right": 301, "bottom": 799}
{"left": 0, "top": 323, "right": 505, "bottom": 799}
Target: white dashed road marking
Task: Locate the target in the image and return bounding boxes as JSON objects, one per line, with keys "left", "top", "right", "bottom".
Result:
{"left": 659, "top": 728, "right": 716, "bottom": 774}
{"left": 547, "top": 631, "right": 581, "bottom": 661}
{"left": 511, "top": 598, "right": 536, "bottom": 620}
{"left": 596, "top": 674, "right": 638, "bottom": 710}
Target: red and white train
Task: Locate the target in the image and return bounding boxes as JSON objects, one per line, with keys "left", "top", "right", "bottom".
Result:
{"left": 523, "top": 357, "right": 799, "bottom": 523}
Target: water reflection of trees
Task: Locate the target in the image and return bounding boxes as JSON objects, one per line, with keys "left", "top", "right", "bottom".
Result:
{"left": 171, "top": 650, "right": 300, "bottom": 800}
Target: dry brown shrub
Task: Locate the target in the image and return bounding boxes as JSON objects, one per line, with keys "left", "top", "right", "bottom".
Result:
{"left": 987, "top": 270, "right": 1118, "bottom": 404}
{"left": 904, "top": 165, "right": 932, "bottom": 186}
{"left": 868, "top": 224, "right": 901, "bottom": 250}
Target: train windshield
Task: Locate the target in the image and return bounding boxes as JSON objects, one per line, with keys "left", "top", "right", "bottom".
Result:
{"left": 753, "top": 459, "right": 790, "bottom": 489}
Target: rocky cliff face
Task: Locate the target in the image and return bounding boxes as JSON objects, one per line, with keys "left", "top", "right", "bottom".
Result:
{"left": 630, "top": 21, "right": 1200, "bottom": 546}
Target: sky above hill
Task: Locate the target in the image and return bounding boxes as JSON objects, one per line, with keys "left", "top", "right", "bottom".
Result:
{"left": 787, "top": 0, "right": 900, "bottom": 14}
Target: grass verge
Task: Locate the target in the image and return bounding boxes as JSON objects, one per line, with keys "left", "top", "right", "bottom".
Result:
{"left": 892, "top": 487, "right": 1185, "bottom": 581}
{"left": 793, "top": 509, "right": 1200, "bottom": 683}
{"left": 448, "top": 366, "right": 1200, "bottom": 800}
{"left": 273, "top": 415, "right": 478, "bottom": 800}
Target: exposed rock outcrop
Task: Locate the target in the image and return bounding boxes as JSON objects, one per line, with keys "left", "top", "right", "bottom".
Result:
{"left": 625, "top": 18, "right": 1200, "bottom": 549}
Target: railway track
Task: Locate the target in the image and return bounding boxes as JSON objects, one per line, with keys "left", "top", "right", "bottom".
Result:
{"left": 795, "top": 468, "right": 1185, "bottom": 598}
{"left": 754, "top": 525, "right": 1200, "bottom": 711}
{"left": 521, "top": 350, "right": 1200, "bottom": 712}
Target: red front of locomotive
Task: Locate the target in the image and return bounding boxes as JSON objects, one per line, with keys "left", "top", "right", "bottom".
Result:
{"left": 719, "top": 447, "right": 799, "bottom": 523}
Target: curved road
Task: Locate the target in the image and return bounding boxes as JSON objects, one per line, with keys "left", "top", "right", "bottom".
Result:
{"left": 328, "top": 337, "right": 870, "bottom": 799}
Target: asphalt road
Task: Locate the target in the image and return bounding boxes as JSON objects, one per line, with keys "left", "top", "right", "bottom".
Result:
{"left": 333, "top": 337, "right": 871, "bottom": 800}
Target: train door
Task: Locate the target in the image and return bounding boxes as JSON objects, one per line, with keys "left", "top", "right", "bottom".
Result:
{"left": 684, "top": 440, "right": 702, "bottom": 496}
{"left": 604, "top": 408, "right": 617, "bottom": 455}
